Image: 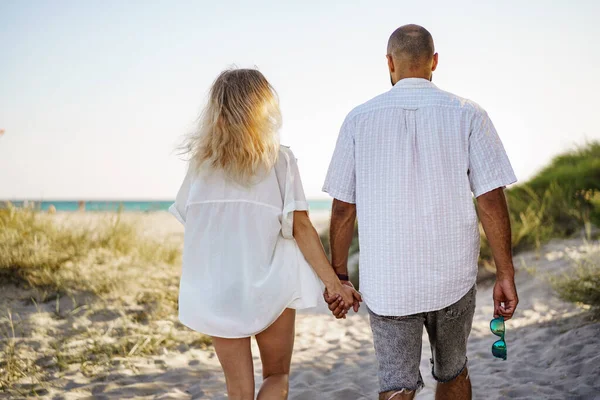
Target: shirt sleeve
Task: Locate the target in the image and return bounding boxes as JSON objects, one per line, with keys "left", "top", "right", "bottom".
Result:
{"left": 322, "top": 115, "right": 356, "bottom": 203}
{"left": 468, "top": 109, "right": 517, "bottom": 197}
{"left": 169, "top": 165, "right": 194, "bottom": 225}
{"left": 281, "top": 149, "right": 309, "bottom": 239}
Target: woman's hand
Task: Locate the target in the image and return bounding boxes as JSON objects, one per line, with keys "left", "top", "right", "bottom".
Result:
{"left": 325, "top": 281, "right": 362, "bottom": 319}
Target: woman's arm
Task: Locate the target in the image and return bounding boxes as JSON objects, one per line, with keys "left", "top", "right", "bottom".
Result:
{"left": 292, "top": 210, "right": 360, "bottom": 311}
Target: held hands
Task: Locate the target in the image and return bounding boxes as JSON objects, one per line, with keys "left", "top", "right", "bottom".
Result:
{"left": 493, "top": 277, "right": 519, "bottom": 320}
{"left": 323, "top": 281, "right": 362, "bottom": 319}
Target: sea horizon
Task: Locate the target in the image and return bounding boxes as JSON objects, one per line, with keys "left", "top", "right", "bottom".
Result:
{"left": 2, "top": 199, "right": 333, "bottom": 212}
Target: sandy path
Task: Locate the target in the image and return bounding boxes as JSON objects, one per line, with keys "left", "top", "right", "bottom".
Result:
{"left": 2, "top": 210, "right": 598, "bottom": 399}
{"left": 57, "top": 239, "right": 598, "bottom": 400}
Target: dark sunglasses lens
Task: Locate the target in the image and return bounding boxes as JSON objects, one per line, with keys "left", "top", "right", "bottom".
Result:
{"left": 490, "top": 317, "right": 505, "bottom": 336}
{"left": 492, "top": 340, "right": 507, "bottom": 360}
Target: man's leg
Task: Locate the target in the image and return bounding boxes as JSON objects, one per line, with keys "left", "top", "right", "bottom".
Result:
{"left": 425, "top": 285, "right": 477, "bottom": 400}
{"left": 435, "top": 367, "right": 471, "bottom": 400}
{"left": 379, "top": 388, "right": 416, "bottom": 400}
{"left": 368, "top": 307, "right": 425, "bottom": 400}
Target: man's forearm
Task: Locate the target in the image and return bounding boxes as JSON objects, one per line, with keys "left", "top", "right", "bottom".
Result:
{"left": 476, "top": 188, "right": 514, "bottom": 279}
{"left": 329, "top": 199, "right": 357, "bottom": 276}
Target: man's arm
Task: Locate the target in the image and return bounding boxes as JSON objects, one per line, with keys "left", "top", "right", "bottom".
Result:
{"left": 330, "top": 199, "right": 357, "bottom": 277}
{"left": 324, "top": 199, "right": 360, "bottom": 317}
{"left": 321, "top": 113, "right": 359, "bottom": 317}
{"left": 476, "top": 188, "right": 519, "bottom": 320}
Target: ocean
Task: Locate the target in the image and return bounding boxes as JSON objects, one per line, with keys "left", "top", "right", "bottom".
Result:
{"left": 5, "top": 199, "right": 333, "bottom": 213}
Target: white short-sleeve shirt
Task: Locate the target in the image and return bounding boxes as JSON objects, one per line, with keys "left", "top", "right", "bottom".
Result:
{"left": 170, "top": 146, "right": 323, "bottom": 338}
{"left": 323, "top": 78, "right": 517, "bottom": 317}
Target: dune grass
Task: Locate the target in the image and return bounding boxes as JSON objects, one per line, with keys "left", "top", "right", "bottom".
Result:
{"left": 0, "top": 207, "right": 212, "bottom": 396}
{"left": 0, "top": 206, "right": 180, "bottom": 296}
{"left": 480, "top": 141, "right": 600, "bottom": 269}
{"left": 551, "top": 252, "right": 600, "bottom": 310}
{"left": 505, "top": 141, "right": 600, "bottom": 242}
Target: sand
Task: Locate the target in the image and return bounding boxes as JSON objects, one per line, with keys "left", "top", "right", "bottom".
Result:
{"left": 1, "top": 213, "right": 599, "bottom": 399}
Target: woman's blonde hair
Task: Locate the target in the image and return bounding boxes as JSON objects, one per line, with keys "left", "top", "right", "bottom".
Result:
{"left": 182, "top": 68, "right": 281, "bottom": 184}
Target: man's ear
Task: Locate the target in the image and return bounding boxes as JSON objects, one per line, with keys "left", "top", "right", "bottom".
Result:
{"left": 386, "top": 54, "right": 395, "bottom": 73}
{"left": 431, "top": 53, "right": 439, "bottom": 72}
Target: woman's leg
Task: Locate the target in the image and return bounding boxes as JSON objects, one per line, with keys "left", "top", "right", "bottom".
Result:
{"left": 212, "top": 336, "right": 255, "bottom": 400}
{"left": 255, "top": 308, "right": 296, "bottom": 400}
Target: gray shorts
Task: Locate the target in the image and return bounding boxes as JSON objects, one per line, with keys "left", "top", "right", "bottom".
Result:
{"left": 367, "top": 285, "right": 476, "bottom": 393}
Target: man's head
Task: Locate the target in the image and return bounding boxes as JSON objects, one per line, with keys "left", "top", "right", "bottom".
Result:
{"left": 386, "top": 24, "right": 438, "bottom": 85}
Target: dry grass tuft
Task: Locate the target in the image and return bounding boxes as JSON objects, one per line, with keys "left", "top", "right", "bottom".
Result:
{"left": 552, "top": 252, "right": 600, "bottom": 309}
{"left": 0, "top": 311, "right": 44, "bottom": 396}
{"left": 0, "top": 208, "right": 210, "bottom": 397}
{"left": 0, "top": 207, "right": 181, "bottom": 296}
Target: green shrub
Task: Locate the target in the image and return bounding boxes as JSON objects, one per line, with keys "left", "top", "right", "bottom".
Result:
{"left": 526, "top": 141, "right": 600, "bottom": 196}
{"left": 509, "top": 141, "right": 600, "bottom": 235}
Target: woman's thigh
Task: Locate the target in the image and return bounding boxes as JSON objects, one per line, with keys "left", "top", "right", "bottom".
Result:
{"left": 212, "top": 336, "right": 255, "bottom": 393}
{"left": 255, "top": 308, "right": 296, "bottom": 377}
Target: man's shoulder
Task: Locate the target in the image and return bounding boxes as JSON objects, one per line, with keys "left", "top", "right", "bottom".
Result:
{"left": 344, "top": 91, "right": 392, "bottom": 122}
{"left": 433, "top": 87, "right": 487, "bottom": 116}
{"left": 343, "top": 86, "right": 487, "bottom": 123}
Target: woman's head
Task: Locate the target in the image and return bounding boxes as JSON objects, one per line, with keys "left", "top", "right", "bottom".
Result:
{"left": 184, "top": 68, "right": 281, "bottom": 184}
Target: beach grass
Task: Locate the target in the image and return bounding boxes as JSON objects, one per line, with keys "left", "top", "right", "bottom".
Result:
{"left": 0, "top": 207, "right": 181, "bottom": 296}
{"left": 0, "top": 208, "right": 211, "bottom": 396}
{"left": 551, "top": 251, "right": 600, "bottom": 310}
{"left": 482, "top": 141, "right": 600, "bottom": 266}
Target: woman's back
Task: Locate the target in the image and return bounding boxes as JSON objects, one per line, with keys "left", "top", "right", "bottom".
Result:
{"left": 171, "top": 147, "right": 321, "bottom": 338}
{"left": 169, "top": 68, "right": 359, "bottom": 400}
{"left": 184, "top": 159, "right": 283, "bottom": 267}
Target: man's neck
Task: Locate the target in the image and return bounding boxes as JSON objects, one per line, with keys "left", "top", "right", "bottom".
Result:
{"left": 394, "top": 73, "right": 432, "bottom": 85}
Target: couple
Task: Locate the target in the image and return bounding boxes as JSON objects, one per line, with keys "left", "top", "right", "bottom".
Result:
{"left": 170, "top": 24, "right": 519, "bottom": 400}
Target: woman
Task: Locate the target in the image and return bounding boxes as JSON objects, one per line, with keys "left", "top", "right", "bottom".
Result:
{"left": 170, "top": 68, "right": 361, "bottom": 400}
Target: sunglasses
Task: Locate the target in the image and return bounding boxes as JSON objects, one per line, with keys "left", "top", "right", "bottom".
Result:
{"left": 490, "top": 316, "right": 507, "bottom": 360}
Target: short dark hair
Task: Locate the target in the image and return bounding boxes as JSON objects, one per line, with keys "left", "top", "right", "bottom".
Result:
{"left": 387, "top": 24, "right": 435, "bottom": 62}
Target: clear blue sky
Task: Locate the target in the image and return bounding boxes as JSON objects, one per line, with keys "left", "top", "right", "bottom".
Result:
{"left": 1, "top": 0, "right": 598, "bottom": 200}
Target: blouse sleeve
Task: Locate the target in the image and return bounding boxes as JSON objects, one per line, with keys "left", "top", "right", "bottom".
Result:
{"left": 280, "top": 148, "right": 309, "bottom": 239}
{"left": 169, "top": 165, "right": 194, "bottom": 225}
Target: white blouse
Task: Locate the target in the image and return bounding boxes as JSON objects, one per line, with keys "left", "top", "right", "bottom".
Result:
{"left": 169, "top": 146, "right": 323, "bottom": 338}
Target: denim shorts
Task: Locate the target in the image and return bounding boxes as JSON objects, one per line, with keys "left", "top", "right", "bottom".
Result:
{"left": 367, "top": 285, "right": 476, "bottom": 393}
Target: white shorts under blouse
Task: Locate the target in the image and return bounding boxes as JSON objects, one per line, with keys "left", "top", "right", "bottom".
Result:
{"left": 169, "top": 146, "right": 323, "bottom": 338}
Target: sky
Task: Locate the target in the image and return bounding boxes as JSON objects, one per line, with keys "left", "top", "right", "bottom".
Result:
{"left": 1, "top": 0, "right": 599, "bottom": 200}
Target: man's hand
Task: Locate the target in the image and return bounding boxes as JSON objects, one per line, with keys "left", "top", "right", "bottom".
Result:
{"left": 476, "top": 188, "right": 518, "bottom": 320}
{"left": 493, "top": 278, "right": 518, "bottom": 320}
{"left": 324, "top": 281, "right": 362, "bottom": 319}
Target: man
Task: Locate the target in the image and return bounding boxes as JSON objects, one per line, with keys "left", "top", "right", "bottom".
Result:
{"left": 322, "top": 24, "right": 519, "bottom": 400}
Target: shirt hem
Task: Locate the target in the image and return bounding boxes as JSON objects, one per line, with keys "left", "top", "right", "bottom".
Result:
{"left": 472, "top": 175, "right": 517, "bottom": 198}
{"left": 364, "top": 277, "right": 477, "bottom": 317}
{"left": 283, "top": 200, "right": 309, "bottom": 214}
{"left": 321, "top": 186, "right": 356, "bottom": 204}
{"left": 178, "top": 294, "right": 318, "bottom": 339}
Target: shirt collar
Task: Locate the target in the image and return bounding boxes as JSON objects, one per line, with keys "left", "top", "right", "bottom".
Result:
{"left": 392, "top": 78, "right": 437, "bottom": 89}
